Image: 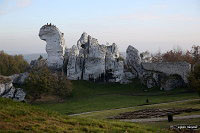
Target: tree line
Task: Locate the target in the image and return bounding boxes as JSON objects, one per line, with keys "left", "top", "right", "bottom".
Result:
{"left": 0, "top": 51, "right": 29, "bottom": 76}
{"left": 141, "top": 45, "right": 200, "bottom": 65}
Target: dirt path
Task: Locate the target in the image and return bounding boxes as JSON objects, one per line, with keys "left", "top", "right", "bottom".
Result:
{"left": 69, "top": 99, "right": 200, "bottom": 116}
{"left": 122, "top": 115, "right": 200, "bottom": 123}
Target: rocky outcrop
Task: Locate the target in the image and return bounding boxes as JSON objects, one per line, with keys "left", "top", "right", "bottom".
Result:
{"left": 126, "top": 45, "right": 144, "bottom": 78}
{"left": 30, "top": 57, "right": 47, "bottom": 69}
{"left": 65, "top": 32, "right": 125, "bottom": 82}
{"left": 0, "top": 76, "right": 12, "bottom": 95}
{"left": 38, "top": 24, "right": 192, "bottom": 90}
{"left": 142, "top": 62, "right": 191, "bottom": 83}
{"left": 10, "top": 72, "right": 29, "bottom": 85}
{"left": 160, "top": 75, "right": 185, "bottom": 91}
{"left": 125, "top": 46, "right": 191, "bottom": 90}
{"left": 39, "top": 24, "right": 65, "bottom": 69}
{"left": 0, "top": 75, "right": 26, "bottom": 102}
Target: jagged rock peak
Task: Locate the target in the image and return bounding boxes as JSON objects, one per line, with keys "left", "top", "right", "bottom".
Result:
{"left": 77, "top": 32, "right": 99, "bottom": 49}
{"left": 39, "top": 24, "right": 65, "bottom": 69}
{"left": 126, "top": 45, "right": 143, "bottom": 77}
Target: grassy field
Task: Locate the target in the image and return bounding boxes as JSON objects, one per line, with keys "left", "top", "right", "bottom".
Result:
{"left": 76, "top": 99, "right": 200, "bottom": 131}
{"left": 36, "top": 80, "right": 199, "bottom": 115}
{"left": 0, "top": 98, "right": 168, "bottom": 133}
{"left": 77, "top": 99, "right": 200, "bottom": 119}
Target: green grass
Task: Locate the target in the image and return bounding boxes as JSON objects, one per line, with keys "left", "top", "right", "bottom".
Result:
{"left": 77, "top": 99, "right": 200, "bottom": 119}
{"left": 36, "top": 80, "right": 199, "bottom": 115}
{"left": 143, "top": 118, "right": 200, "bottom": 130}
{"left": 76, "top": 99, "right": 200, "bottom": 132}
{"left": 0, "top": 98, "right": 168, "bottom": 133}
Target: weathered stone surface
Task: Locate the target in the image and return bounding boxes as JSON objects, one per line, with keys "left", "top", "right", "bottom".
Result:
{"left": 0, "top": 76, "right": 12, "bottom": 95}
{"left": 30, "top": 58, "right": 47, "bottom": 69}
{"left": 125, "top": 45, "right": 191, "bottom": 89}
{"left": 39, "top": 24, "right": 65, "bottom": 69}
{"left": 142, "top": 62, "right": 191, "bottom": 83}
{"left": 0, "top": 75, "right": 26, "bottom": 101}
{"left": 13, "top": 88, "right": 26, "bottom": 102}
{"left": 10, "top": 72, "right": 29, "bottom": 85}
{"left": 126, "top": 45, "right": 143, "bottom": 77}
{"left": 66, "top": 45, "right": 82, "bottom": 80}
{"left": 37, "top": 25, "right": 192, "bottom": 89}
{"left": 65, "top": 32, "right": 125, "bottom": 82}
{"left": 124, "top": 72, "right": 136, "bottom": 80}
{"left": 2, "top": 87, "right": 15, "bottom": 98}
{"left": 160, "top": 75, "right": 185, "bottom": 91}
{"left": 140, "top": 51, "right": 152, "bottom": 63}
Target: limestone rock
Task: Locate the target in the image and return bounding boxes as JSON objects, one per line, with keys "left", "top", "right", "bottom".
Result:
{"left": 0, "top": 76, "right": 12, "bottom": 95}
{"left": 142, "top": 62, "right": 191, "bottom": 83}
{"left": 160, "top": 75, "right": 185, "bottom": 91}
{"left": 39, "top": 24, "right": 65, "bottom": 69}
{"left": 65, "top": 32, "right": 125, "bottom": 82}
{"left": 2, "top": 87, "right": 15, "bottom": 99}
{"left": 124, "top": 72, "right": 136, "bottom": 80}
{"left": 13, "top": 88, "right": 26, "bottom": 102}
{"left": 66, "top": 45, "right": 82, "bottom": 80}
{"left": 30, "top": 58, "right": 47, "bottom": 69}
{"left": 0, "top": 75, "right": 26, "bottom": 101}
{"left": 10, "top": 72, "right": 29, "bottom": 85}
{"left": 126, "top": 45, "right": 143, "bottom": 77}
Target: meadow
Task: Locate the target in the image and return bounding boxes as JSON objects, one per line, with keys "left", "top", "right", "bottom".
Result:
{"left": 0, "top": 98, "right": 167, "bottom": 133}
{"left": 36, "top": 80, "right": 199, "bottom": 115}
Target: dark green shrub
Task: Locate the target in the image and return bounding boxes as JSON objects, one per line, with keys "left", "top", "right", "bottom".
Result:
{"left": 188, "top": 64, "right": 200, "bottom": 96}
{"left": 0, "top": 51, "right": 29, "bottom": 76}
{"left": 24, "top": 66, "right": 72, "bottom": 102}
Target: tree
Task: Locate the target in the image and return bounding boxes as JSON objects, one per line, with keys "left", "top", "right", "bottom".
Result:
{"left": 150, "top": 46, "right": 195, "bottom": 64}
{"left": 24, "top": 66, "right": 73, "bottom": 102}
{"left": 191, "top": 45, "right": 200, "bottom": 63}
{"left": 0, "top": 51, "right": 29, "bottom": 76}
{"left": 151, "top": 51, "right": 162, "bottom": 62}
{"left": 24, "top": 66, "right": 54, "bottom": 102}
{"left": 54, "top": 73, "right": 72, "bottom": 99}
{"left": 188, "top": 64, "right": 200, "bottom": 97}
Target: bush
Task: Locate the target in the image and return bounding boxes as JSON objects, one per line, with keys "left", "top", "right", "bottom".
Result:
{"left": 0, "top": 51, "right": 29, "bottom": 76}
{"left": 188, "top": 64, "right": 200, "bottom": 96}
{"left": 54, "top": 73, "right": 72, "bottom": 99}
{"left": 24, "top": 66, "right": 72, "bottom": 102}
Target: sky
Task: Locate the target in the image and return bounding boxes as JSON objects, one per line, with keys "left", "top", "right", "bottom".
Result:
{"left": 0, "top": 0, "right": 199, "bottom": 54}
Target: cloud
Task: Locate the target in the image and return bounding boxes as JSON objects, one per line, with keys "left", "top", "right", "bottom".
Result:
{"left": 0, "top": 0, "right": 32, "bottom": 15}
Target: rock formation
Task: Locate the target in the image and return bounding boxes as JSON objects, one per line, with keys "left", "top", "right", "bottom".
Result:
{"left": 126, "top": 45, "right": 144, "bottom": 78}
{"left": 65, "top": 32, "right": 125, "bottom": 82}
{"left": 125, "top": 46, "right": 191, "bottom": 90}
{"left": 39, "top": 24, "right": 65, "bottom": 69}
{"left": 0, "top": 75, "right": 26, "bottom": 102}
{"left": 38, "top": 24, "right": 193, "bottom": 90}
{"left": 142, "top": 62, "right": 191, "bottom": 83}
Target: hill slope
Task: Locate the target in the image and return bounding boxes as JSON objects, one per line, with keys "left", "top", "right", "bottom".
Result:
{"left": 0, "top": 98, "right": 167, "bottom": 132}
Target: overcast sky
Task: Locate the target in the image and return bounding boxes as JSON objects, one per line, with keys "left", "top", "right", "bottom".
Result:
{"left": 0, "top": 0, "right": 200, "bottom": 54}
